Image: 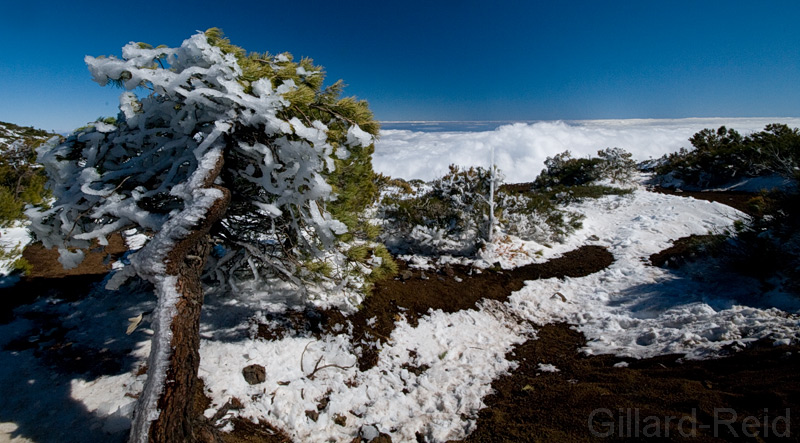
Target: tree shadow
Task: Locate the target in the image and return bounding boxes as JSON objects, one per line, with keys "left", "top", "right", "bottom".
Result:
{"left": 612, "top": 259, "right": 800, "bottom": 318}
{"left": 199, "top": 284, "right": 310, "bottom": 343}
{"left": 0, "top": 275, "right": 155, "bottom": 442}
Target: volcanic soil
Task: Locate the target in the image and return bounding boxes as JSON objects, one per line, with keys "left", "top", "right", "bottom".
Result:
{"left": 2, "top": 190, "right": 798, "bottom": 442}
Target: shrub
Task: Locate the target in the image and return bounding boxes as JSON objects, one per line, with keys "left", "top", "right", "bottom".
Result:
{"left": 497, "top": 188, "right": 583, "bottom": 244}
{"left": 534, "top": 151, "right": 604, "bottom": 189}
{"left": 0, "top": 138, "right": 53, "bottom": 227}
{"left": 534, "top": 148, "right": 638, "bottom": 190}
{"left": 545, "top": 184, "right": 634, "bottom": 204}
{"left": 678, "top": 190, "right": 800, "bottom": 297}
{"left": 380, "top": 165, "right": 498, "bottom": 255}
{"left": 0, "top": 187, "right": 24, "bottom": 226}
{"left": 738, "top": 190, "right": 800, "bottom": 299}
{"left": 596, "top": 147, "right": 637, "bottom": 184}
{"left": 653, "top": 124, "right": 800, "bottom": 188}
{"left": 379, "top": 165, "right": 584, "bottom": 255}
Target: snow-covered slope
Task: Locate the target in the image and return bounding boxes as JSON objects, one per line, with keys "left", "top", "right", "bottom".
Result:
{"left": 510, "top": 188, "right": 800, "bottom": 359}
{"left": 1, "top": 185, "right": 798, "bottom": 442}
{"left": 0, "top": 121, "right": 54, "bottom": 151}
{"left": 0, "top": 224, "right": 32, "bottom": 283}
{"left": 192, "top": 187, "right": 799, "bottom": 442}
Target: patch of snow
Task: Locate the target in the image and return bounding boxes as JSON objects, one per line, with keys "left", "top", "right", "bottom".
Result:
{"left": 121, "top": 228, "right": 149, "bottom": 251}
{"left": 70, "top": 373, "right": 140, "bottom": 434}
{"left": 0, "top": 422, "right": 35, "bottom": 442}
{"left": 537, "top": 363, "right": 559, "bottom": 373}
{"left": 0, "top": 224, "right": 32, "bottom": 278}
{"left": 200, "top": 301, "right": 533, "bottom": 442}
{"left": 400, "top": 255, "right": 434, "bottom": 271}
{"left": 478, "top": 234, "right": 547, "bottom": 269}
{"left": 708, "top": 174, "right": 796, "bottom": 193}
{"left": 0, "top": 283, "right": 154, "bottom": 442}
{"left": 346, "top": 125, "right": 374, "bottom": 148}
{"left": 506, "top": 188, "right": 800, "bottom": 360}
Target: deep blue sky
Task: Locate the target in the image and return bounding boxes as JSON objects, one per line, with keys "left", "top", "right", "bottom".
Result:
{"left": 1, "top": 0, "right": 798, "bottom": 132}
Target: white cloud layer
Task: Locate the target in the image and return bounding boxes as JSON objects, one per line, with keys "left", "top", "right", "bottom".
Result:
{"left": 374, "top": 118, "right": 800, "bottom": 183}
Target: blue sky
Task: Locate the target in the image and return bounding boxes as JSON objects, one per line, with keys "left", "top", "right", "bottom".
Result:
{"left": 1, "top": 0, "right": 798, "bottom": 132}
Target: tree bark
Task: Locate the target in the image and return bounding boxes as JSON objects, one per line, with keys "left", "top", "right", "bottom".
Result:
{"left": 146, "top": 233, "right": 212, "bottom": 442}
{"left": 131, "top": 156, "right": 230, "bottom": 443}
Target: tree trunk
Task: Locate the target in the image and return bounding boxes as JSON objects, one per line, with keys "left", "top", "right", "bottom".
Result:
{"left": 146, "top": 234, "right": 217, "bottom": 441}
{"left": 129, "top": 157, "right": 230, "bottom": 443}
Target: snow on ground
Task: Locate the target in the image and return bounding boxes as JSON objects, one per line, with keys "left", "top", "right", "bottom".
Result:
{"left": 2, "top": 186, "right": 799, "bottom": 442}
{"left": 0, "top": 223, "right": 33, "bottom": 286}
{"left": 0, "top": 281, "right": 154, "bottom": 443}
{"left": 2, "top": 118, "right": 800, "bottom": 441}
{"left": 507, "top": 187, "right": 800, "bottom": 360}
{"left": 0, "top": 126, "right": 23, "bottom": 149}
{"left": 201, "top": 303, "right": 530, "bottom": 441}
{"left": 192, "top": 187, "right": 800, "bottom": 441}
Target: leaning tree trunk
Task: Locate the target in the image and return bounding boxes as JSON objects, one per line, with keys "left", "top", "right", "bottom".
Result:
{"left": 147, "top": 199, "right": 229, "bottom": 442}
{"left": 129, "top": 157, "right": 230, "bottom": 443}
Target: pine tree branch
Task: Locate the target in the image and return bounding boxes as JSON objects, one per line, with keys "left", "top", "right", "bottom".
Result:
{"left": 309, "top": 104, "right": 357, "bottom": 126}
{"left": 64, "top": 176, "right": 131, "bottom": 244}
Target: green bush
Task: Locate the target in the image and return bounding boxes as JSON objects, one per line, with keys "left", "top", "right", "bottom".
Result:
{"left": 367, "top": 244, "right": 398, "bottom": 282}
{"left": 653, "top": 124, "right": 800, "bottom": 188}
{"left": 545, "top": 184, "right": 634, "bottom": 204}
{"left": 597, "top": 147, "right": 637, "bottom": 184}
{"left": 534, "top": 148, "right": 637, "bottom": 190}
{"left": 0, "top": 135, "right": 53, "bottom": 227}
{"left": 497, "top": 187, "right": 584, "bottom": 243}
{"left": 379, "top": 164, "right": 585, "bottom": 254}
{"left": 718, "top": 190, "right": 800, "bottom": 293}
{"left": 0, "top": 187, "right": 24, "bottom": 226}
{"left": 534, "top": 151, "right": 604, "bottom": 189}
{"left": 379, "top": 165, "right": 497, "bottom": 255}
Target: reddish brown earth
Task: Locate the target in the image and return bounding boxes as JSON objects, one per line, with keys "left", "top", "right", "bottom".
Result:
{"left": 648, "top": 234, "right": 723, "bottom": 268}
{"left": 343, "top": 245, "right": 613, "bottom": 371}
{"left": 20, "top": 232, "right": 127, "bottom": 279}
{"left": 0, "top": 233, "right": 127, "bottom": 322}
{"left": 3, "top": 190, "right": 799, "bottom": 442}
{"left": 649, "top": 187, "right": 763, "bottom": 216}
{"left": 459, "top": 324, "right": 799, "bottom": 443}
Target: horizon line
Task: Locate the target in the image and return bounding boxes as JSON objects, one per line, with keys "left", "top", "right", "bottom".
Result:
{"left": 379, "top": 116, "right": 800, "bottom": 124}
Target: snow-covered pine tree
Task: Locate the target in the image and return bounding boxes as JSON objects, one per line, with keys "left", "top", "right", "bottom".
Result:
{"left": 596, "top": 147, "right": 636, "bottom": 184}
{"left": 28, "top": 28, "right": 384, "bottom": 442}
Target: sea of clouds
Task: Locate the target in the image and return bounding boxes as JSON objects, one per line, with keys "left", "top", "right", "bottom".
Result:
{"left": 373, "top": 118, "right": 800, "bottom": 183}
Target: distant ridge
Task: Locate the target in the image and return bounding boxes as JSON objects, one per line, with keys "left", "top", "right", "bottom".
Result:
{"left": 0, "top": 120, "right": 57, "bottom": 150}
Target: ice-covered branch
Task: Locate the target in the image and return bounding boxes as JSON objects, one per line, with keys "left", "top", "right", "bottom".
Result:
{"left": 30, "top": 32, "right": 357, "bottom": 278}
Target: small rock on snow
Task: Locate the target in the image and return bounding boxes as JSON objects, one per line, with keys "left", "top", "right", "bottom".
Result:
{"left": 242, "top": 364, "right": 266, "bottom": 385}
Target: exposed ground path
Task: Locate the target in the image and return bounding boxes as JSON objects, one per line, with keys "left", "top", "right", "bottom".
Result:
{"left": 456, "top": 187, "right": 800, "bottom": 442}
{"left": 4, "top": 187, "right": 799, "bottom": 442}
{"left": 346, "top": 245, "right": 614, "bottom": 371}
{"left": 458, "top": 323, "right": 800, "bottom": 442}
{"left": 650, "top": 187, "right": 761, "bottom": 215}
